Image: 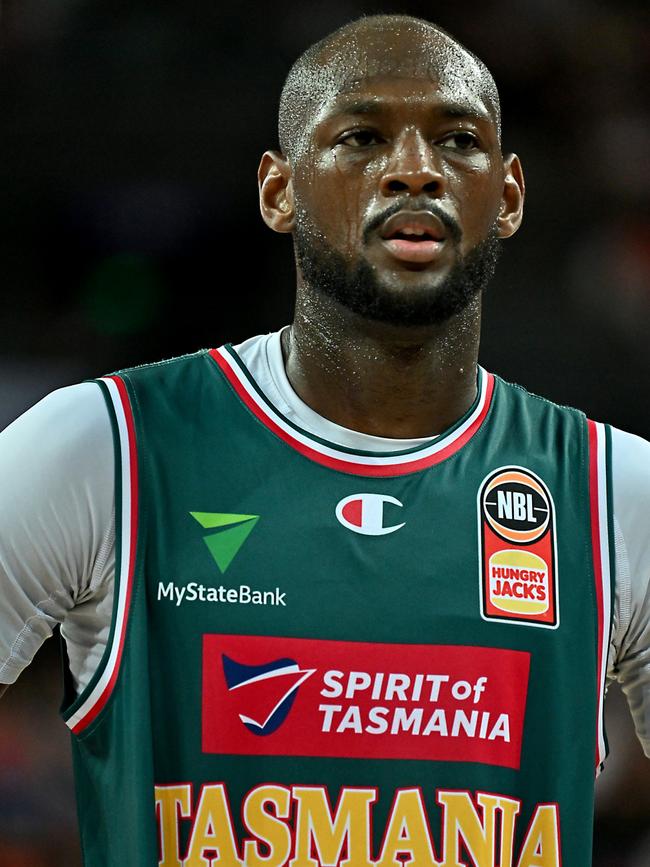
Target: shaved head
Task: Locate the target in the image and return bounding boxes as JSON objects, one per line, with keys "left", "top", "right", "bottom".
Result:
{"left": 278, "top": 14, "right": 501, "bottom": 163}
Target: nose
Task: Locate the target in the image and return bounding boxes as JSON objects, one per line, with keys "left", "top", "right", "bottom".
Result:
{"left": 379, "top": 129, "right": 445, "bottom": 198}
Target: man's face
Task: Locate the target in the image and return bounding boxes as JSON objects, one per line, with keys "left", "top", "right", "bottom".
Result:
{"left": 288, "top": 40, "right": 511, "bottom": 326}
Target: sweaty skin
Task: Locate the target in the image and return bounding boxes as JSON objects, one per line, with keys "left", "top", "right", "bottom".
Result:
{"left": 259, "top": 16, "right": 524, "bottom": 438}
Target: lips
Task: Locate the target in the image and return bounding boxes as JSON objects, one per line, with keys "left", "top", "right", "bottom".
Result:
{"left": 378, "top": 210, "right": 448, "bottom": 264}
{"left": 379, "top": 211, "right": 447, "bottom": 242}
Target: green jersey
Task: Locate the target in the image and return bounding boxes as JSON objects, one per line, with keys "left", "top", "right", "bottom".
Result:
{"left": 61, "top": 343, "right": 614, "bottom": 866}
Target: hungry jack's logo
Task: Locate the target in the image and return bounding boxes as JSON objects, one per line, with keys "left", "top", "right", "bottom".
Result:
{"left": 222, "top": 654, "right": 315, "bottom": 736}
{"left": 478, "top": 467, "right": 559, "bottom": 628}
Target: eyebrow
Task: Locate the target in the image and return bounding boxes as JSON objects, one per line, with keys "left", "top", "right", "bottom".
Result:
{"left": 323, "top": 98, "right": 493, "bottom": 125}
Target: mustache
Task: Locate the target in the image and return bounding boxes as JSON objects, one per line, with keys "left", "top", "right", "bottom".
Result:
{"left": 364, "top": 200, "right": 462, "bottom": 245}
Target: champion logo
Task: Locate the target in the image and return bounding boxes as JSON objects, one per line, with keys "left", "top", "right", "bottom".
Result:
{"left": 336, "top": 493, "right": 405, "bottom": 536}
{"left": 222, "top": 654, "right": 315, "bottom": 736}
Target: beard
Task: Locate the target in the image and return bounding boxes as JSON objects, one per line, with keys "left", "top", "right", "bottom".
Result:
{"left": 293, "top": 207, "right": 501, "bottom": 328}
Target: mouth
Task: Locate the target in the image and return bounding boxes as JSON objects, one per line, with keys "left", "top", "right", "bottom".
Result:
{"left": 380, "top": 234, "right": 445, "bottom": 264}
{"left": 377, "top": 212, "right": 449, "bottom": 265}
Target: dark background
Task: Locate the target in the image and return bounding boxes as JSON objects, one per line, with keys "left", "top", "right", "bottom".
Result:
{"left": 0, "top": 1, "right": 649, "bottom": 864}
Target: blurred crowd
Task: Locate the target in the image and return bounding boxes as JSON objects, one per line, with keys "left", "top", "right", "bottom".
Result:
{"left": 0, "top": 0, "right": 648, "bottom": 864}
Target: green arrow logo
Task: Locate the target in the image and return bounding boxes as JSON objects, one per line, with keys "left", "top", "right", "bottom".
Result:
{"left": 190, "top": 512, "right": 260, "bottom": 573}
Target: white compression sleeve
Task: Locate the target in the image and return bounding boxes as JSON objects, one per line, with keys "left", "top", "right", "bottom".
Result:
{"left": 0, "top": 382, "right": 114, "bottom": 691}
{"left": 609, "top": 426, "right": 650, "bottom": 757}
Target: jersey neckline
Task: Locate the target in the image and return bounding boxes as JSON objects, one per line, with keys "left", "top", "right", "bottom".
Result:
{"left": 208, "top": 344, "right": 495, "bottom": 477}
{"left": 261, "top": 328, "right": 436, "bottom": 451}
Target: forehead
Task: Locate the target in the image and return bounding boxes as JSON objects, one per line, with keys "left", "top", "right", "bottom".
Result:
{"left": 317, "top": 76, "right": 494, "bottom": 129}
{"left": 314, "top": 24, "right": 496, "bottom": 122}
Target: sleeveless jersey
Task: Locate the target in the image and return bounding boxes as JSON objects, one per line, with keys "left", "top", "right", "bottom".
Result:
{"left": 60, "top": 345, "right": 614, "bottom": 867}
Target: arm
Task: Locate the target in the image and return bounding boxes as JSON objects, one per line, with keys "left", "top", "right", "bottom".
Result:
{"left": 0, "top": 382, "right": 113, "bottom": 694}
{"left": 609, "top": 426, "right": 650, "bottom": 758}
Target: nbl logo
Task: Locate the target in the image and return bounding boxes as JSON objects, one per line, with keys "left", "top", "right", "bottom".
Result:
{"left": 222, "top": 654, "right": 315, "bottom": 736}
{"left": 481, "top": 469, "right": 550, "bottom": 544}
{"left": 478, "top": 466, "right": 559, "bottom": 628}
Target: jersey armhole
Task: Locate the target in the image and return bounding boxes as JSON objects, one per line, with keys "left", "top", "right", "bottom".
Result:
{"left": 587, "top": 419, "right": 616, "bottom": 775}
{"left": 61, "top": 376, "right": 139, "bottom": 736}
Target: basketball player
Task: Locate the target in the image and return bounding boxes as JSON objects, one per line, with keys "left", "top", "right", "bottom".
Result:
{"left": 1, "top": 14, "right": 649, "bottom": 866}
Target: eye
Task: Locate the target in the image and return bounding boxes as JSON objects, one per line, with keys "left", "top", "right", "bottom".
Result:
{"left": 438, "top": 131, "right": 480, "bottom": 151}
{"left": 337, "top": 129, "right": 383, "bottom": 148}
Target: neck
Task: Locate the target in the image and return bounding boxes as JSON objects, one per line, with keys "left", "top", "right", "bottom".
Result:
{"left": 282, "top": 288, "right": 482, "bottom": 439}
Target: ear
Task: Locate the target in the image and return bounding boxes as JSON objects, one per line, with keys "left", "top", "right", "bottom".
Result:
{"left": 497, "top": 153, "right": 525, "bottom": 239}
{"left": 258, "top": 150, "right": 294, "bottom": 233}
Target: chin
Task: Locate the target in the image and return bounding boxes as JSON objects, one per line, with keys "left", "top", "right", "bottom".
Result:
{"left": 295, "top": 221, "right": 500, "bottom": 329}
{"left": 340, "top": 283, "right": 481, "bottom": 329}
{"left": 377, "top": 267, "right": 452, "bottom": 292}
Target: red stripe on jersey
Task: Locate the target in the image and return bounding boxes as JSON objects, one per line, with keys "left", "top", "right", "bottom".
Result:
{"left": 72, "top": 375, "right": 139, "bottom": 734}
{"left": 587, "top": 419, "right": 606, "bottom": 770}
{"left": 209, "top": 348, "right": 495, "bottom": 477}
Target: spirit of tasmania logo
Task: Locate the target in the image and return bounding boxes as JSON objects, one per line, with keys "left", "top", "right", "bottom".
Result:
{"left": 478, "top": 466, "right": 559, "bottom": 629}
{"left": 202, "top": 634, "right": 530, "bottom": 769}
{"left": 222, "top": 655, "right": 315, "bottom": 735}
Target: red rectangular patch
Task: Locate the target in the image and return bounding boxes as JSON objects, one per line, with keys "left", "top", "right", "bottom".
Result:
{"left": 478, "top": 467, "right": 559, "bottom": 629}
{"left": 202, "top": 635, "right": 530, "bottom": 769}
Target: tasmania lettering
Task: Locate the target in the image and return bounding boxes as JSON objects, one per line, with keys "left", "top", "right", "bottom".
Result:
{"left": 202, "top": 635, "right": 530, "bottom": 768}
{"left": 155, "top": 783, "right": 561, "bottom": 867}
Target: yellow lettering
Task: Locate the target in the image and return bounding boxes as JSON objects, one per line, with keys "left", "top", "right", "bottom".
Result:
{"left": 184, "top": 784, "right": 240, "bottom": 867}
{"left": 155, "top": 784, "right": 191, "bottom": 867}
{"left": 289, "top": 785, "right": 375, "bottom": 867}
{"left": 516, "top": 805, "right": 560, "bottom": 867}
{"left": 376, "top": 788, "right": 440, "bottom": 867}
{"left": 497, "top": 797, "right": 521, "bottom": 867}
{"left": 438, "top": 791, "right": 503, "bottom": 867}
{"left": 242, "top": 785, "right": 291, "bottom": 867}
{"left": 153, "top": 780, "right": 557, "bottom": 867}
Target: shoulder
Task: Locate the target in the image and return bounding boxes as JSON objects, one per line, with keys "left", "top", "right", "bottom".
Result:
{"left": 0, "top": 382, "right": 114, "bottom": 546}
{"left": 608, "top": 426, "right": 650, "bottom": 606}
{"left": 606, "top": 427, "right": 650, "bottom": 757}
{"left": 609, "top": 426, "right": 650, "bottom": 513}
{"left": 0, "top": 383, "right": 116, "bottom": 685}
{"left": 492, "top": 373, "right": 585, "bottom": 418}
{"left": 112, "top": 349, "right": 212, "bottom": 386}
{"left": 489, "top": 373, "right": 586, "bottom": 445}
{"left": 1, "top": 381, "right": 112, "bottom": 462}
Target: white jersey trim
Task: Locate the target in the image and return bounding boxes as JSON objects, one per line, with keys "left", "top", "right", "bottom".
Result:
{"left": 589, "top": 420, "right": 614, "bottom": 773}
{"left": 64, "top": 376, "right": 138, "bottom": 733}
{"left": 209, "top": 345, "right": 495, "bottom": 475}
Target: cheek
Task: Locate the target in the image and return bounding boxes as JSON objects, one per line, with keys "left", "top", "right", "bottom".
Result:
{"left": 300, "top": 152, "right": 371, "bottom": 256}
{"left": 335, "top": 154, "right": 371, "bottom": 253}
{"left": 452, "top": 170, "right": 503, "bottom": 244}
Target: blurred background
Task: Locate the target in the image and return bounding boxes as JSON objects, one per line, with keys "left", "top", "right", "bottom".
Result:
{"left": 0, "top": 0, "right": 648, "bottom": 864}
